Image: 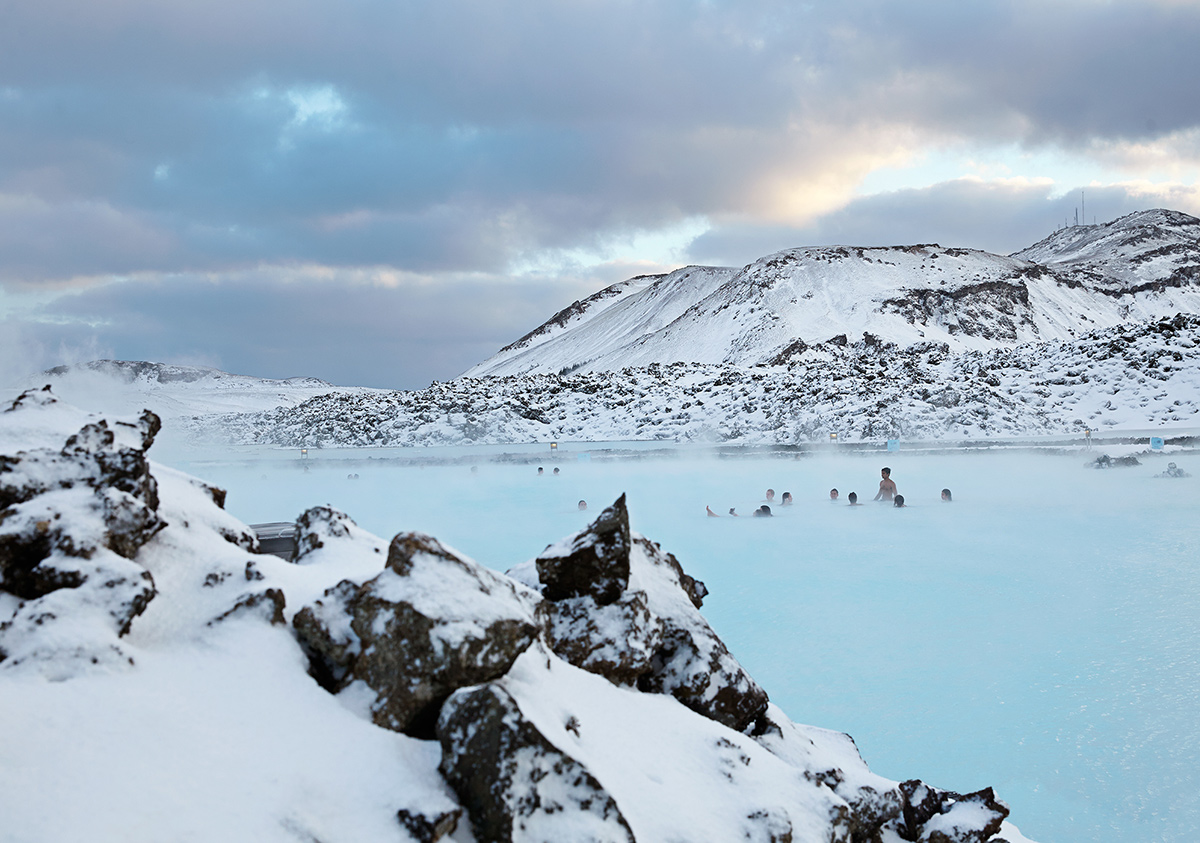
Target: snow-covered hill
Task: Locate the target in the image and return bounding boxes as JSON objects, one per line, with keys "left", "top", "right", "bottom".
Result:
{"left": 10, "top": 360, "right": 363, "bottom": 419}
{"left": 0, "top": 390, "right": 1037, "bottom": 842}
{"left": 198, "top": 314, "right": 1200, "bottom": 447}
{"left": 1, "top": 360, "right": 378, "bottom": 458}
{"left": 465, "top": 209, "right": 1200, "bottom": 377}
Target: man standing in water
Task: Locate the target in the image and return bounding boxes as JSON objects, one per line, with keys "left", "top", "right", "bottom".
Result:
{"left": 873, "top": 467, "right": 896, "bottom": 502}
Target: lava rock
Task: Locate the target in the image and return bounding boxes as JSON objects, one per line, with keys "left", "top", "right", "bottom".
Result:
{"left": 519, "top": 498, "right": 765, "bottom": 732}
{"left": 898, "top": 780, "right": 1009, "bottom": 843}
{"left": 293, "top": 505, "right": 357, "bottom": 561}
{"left": 397, "top": 807, "right": 462, "bottom": 843}
{"left": 0, "top": 407, "right": 164, "bottom": 672}
{"left": 544, "top": 590, "right": 663, "bottom": 686}
{"left": 209, "top": 588, "right": 286, "bottom": 627}
{"left": 535, "top": 493, "right": 631, "bottom": 605}
{"left": 293, "top": 531, "right": 541, "bottom": 736}
{"left": 437, "top": 682, "right": 635, "bottom": 843}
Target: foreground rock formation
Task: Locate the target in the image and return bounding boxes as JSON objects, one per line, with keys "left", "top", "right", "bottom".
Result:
{"left": 0, "top": 388, "right": 1035, "bottom": 843}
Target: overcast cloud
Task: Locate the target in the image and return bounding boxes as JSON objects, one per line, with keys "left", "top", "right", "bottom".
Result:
{"left": 3, "top": 0, "right": 1200, "bottom": 387}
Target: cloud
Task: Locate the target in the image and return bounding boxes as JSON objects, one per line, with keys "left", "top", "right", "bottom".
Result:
{"left": 686, "top": 176, "right": 1200, "bottom": 265}
{"left": 5, "top": 266, "right": 606, "bottom": 389}
{"left": 3, "top": 0, "right": 1200, "bottom": 386}
{"left": 2, "top": 0, "right": 1196, "bottom": 292}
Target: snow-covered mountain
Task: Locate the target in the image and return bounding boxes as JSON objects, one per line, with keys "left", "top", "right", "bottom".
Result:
{"left": 0, "top": 390, "right": 1038, "bottom": 842}
{"left": 465, "top": 209, "right": 1200, "bottom": 377}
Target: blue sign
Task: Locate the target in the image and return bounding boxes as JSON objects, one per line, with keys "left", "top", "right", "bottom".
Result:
{"left": 887, "top": 439, "right": 900, "bottom": 452}
{"left": 1150, "top": 437, "right": 1165, "bottom": 450}
{"left": 577, "top": 452, "right": 592, "bottom": 462}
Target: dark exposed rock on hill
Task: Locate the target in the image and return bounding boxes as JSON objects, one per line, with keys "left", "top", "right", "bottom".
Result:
{"left": 45, "top": 359, "right": 331, "bottom": 387}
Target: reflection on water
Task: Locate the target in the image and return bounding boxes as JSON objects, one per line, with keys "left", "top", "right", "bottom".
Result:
{"left": 178, "top": 447, "right": 1200, "bottom": 843}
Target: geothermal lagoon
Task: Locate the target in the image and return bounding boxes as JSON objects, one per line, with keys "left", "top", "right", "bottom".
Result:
{"left": 178, "top": 443, "right": 1200, "bottom": 843}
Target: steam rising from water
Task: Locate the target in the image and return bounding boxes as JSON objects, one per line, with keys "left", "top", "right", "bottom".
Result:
{"left": 182, "top": 446, "right": 1200, "bottom": 843}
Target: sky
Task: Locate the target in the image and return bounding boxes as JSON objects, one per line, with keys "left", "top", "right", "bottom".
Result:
{"left": 3, "top": 0, "right": 1200, "bottom": 389}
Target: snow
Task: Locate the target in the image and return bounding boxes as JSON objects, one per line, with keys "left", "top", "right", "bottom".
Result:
{"left": 0, "top": 623, "right": 458, "bottom": 843}
{"left": 499, "top": 643, "right": 847, "bottom": 843}
{"left": 367, "top": 540, "right": 540, "bottom": 647}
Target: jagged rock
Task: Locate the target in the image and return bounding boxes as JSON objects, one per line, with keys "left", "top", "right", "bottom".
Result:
{"left": 293, "top": 531, "right": 541, "bottom": 735}
{"left": 437, "top": 682, "right": 636, "bottom": 843}
{"left": 293, "top": 504, "right": 357, "bottom": 561}
{"left": 6, "top": 384, "right": 57, "bottom": 411}
{"left": 748, "top": 705, "right": 906, "bottom": 843}
{"left": 639, "top": 615, "right": 769, "bottom": 733}
{"left": 515, "top": 498, "right": 765, "bottom": 732}
{"left": 544, "top": 590, "right": 663, "bottom": 686}
{"left": 397, "top": 807, "right": 462, "bottom": 842}
{"left": 898, "top": 780, "right": 1009, "bottom": 843}
{"left": 0, "top": 406, "right": 164, "bottom": 672}
{"left": 535, "top": 493, "right": 631, "bottom": 605}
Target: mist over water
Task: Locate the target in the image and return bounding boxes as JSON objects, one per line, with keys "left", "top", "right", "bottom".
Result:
{"left": 179, "top": 445, "right": 1200, "bottom": 843}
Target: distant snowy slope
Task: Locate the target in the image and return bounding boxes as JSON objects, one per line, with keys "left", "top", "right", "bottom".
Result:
{"left": 4, "top": 360, "right": 371, "bottom": 421}
{"left": 467, "top": 209, "right": 1200, "bottom": 377}
{"left": 462, "top": 266, "right": 737, "bottom": 377}
{"left": 0, "top": 360, "right": 378, "bottom": 459}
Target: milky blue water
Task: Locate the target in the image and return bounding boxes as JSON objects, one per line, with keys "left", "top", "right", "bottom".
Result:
{"left": 179, "top": 446, "right": 1200, "bottom": 843}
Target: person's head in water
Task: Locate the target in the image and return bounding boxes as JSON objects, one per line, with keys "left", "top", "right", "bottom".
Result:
{"left": 765, "top": 489, "right": 775, "bottom": 501}
{"left": 537, "top": 467, "right": 544, "bottom": 475}
{"left": 848, "top": 492, "right": 858, "bottom": 504}
{"left": 829, "top": 488, "right": 838, "bottom": 501}
{"left": 553, "top": 467, "right": 560, "bottom": 475}
{"left": 893, "top": 495, "right": 905, "bottom": 508}
{"left": 881, "top": 467, "right": 891, "bottom": 479}
{"left": 941, "top": 488, "right": 952, "bottom": 502}
{"left": 578, "top": 500, "right": 587, "bottom": 511}
{"left": 781, "top": 492, "right": 793, "bottom": 505}
{"left": 728, "top": 507, "right": 738, "bottom": 516}
{"left": 754, "top": 505, "right": 772, "bottom": 517}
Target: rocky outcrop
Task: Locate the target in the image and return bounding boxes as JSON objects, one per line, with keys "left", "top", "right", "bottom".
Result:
{"left": 536, "top": 493, "right": 632, "bottom": 604}
{"left": 438, "top": 681, "right": 636, "bottom": 843}
{"left": 898, "top": 780, "right": 1010, "bottom": 843}
{"left": 0, "top": 394, "right": 163, "bottom": 671}
{"left": 292, "top": 530, "right": 541, "bottom": 736}
{"left": 517, "top": 495, "right": 767, "bottom": 732}
{"left": 293, "top": 504, "right": 358, "bottom": 562}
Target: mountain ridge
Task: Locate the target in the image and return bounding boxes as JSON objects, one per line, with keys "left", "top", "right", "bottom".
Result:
{"left": 464, "top": 208, "right": 1200, "bottom": 377}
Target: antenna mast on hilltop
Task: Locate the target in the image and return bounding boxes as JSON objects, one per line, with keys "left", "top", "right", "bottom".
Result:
{"left": 1082, "top": 190, "right": 1086, "bottom": 227}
